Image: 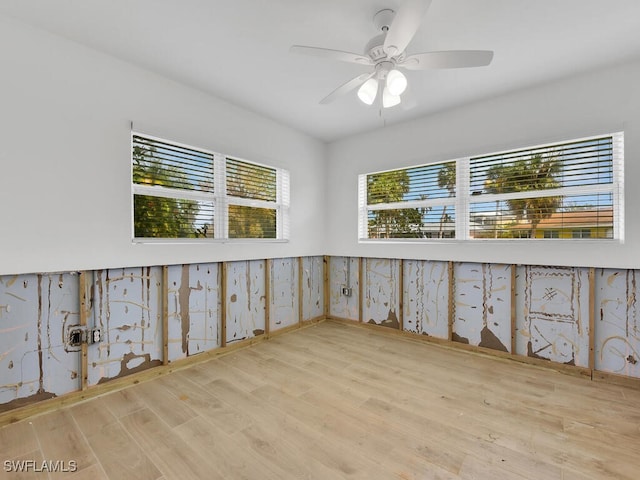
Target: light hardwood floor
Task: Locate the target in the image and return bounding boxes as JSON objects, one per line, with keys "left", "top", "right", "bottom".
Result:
{"left": 1, "top": 320, "right": 639, "bottom": 479}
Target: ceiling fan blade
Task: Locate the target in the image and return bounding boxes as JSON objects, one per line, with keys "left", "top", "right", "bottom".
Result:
{"left": 319, "top": 72, "right": 375, "bottom": 104}
{"left": 383, "top": 0, "right": 433, "bottom": 58}
{"left": 401, "top": 50, "right": 494, "bottom": 70}
{"left": 290, "top": 45, "right": 373, "bottom": 66}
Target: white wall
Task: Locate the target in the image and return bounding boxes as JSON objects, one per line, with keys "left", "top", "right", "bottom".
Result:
{"left": 0, "top": 16, "right": 326, "bottom": 275}
{"left": 327, "top": 58, "right": 640, "bottom": 269}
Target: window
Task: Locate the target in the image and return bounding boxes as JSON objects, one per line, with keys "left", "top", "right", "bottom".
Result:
{"left": 359, "top": 160, "right": 457, "bottom": 239}
{"left": 358, "top": 132, "right": 623, "bottom": 241}
{"left": 132, "top": 134, "right": 289, "bottom": 241}
{"left": 572, "top": 229, "right": 591, "bottom": 239}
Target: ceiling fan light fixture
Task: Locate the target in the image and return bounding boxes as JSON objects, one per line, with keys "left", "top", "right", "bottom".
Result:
{"left": 357, "top": 78, "right": 379, "bottom": 105}
{"left": 382, "top": 87, "right": 401, "bottom": 108}
{"left": 386, "top": 69, "right": 407, "bottom": 96}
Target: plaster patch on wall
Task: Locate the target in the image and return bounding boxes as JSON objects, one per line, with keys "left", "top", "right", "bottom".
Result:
{"left": 269, "top": 258, "right": 298, "bottom": 331}
{"left": 0, "top": 273, "right": 80, "bottom": 410}
{"left": 88, "top": 267, "right": 163, "bottom": 385}
{"left": 301, "top": 256, "right": 324, "bottom": 321}
{"left": 453, "top": 263, "right": 510, "bottom": 352}
{"left": 167, "top": 263, "right": 221, "bottom": 361}
{"left": 363, "top": 258, "right": 400, "bottom": 329}
{"left": 329, "top": 257, "right": 359, "bottom": 321}
{"left": 515, "top": 265, "right": 589, "bottom": 366}
{"left": 595, "top": 269, "right": 640, "bottom": 378}
{"left": 226, "top": 260, "right": 265, "bottom": 343}
{"left": 403, "top": 260, "right": 449, "bottom": 338}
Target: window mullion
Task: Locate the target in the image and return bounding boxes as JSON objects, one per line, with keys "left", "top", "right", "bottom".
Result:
{"left": 214, "top": 154, "right": 227, "bottom": 239}
{"left": 457, "top": 157, "right": 470, "bottom": 240}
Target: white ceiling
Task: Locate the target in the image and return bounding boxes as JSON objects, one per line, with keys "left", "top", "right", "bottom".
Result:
{"left": 2, "top": 0, "right": 640, "bottom": 142}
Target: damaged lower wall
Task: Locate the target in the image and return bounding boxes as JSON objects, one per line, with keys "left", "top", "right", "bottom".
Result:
{"left": 301, "top": 256, "right": 324, "bottom": 321}
{"left": 167, "top": 263, "right": 221, "bottom": 362}
{"left": 269, "top": 258, "right": 299, "bottom": 332}
{"left": 329, "top": 256, "right": 360, "bottom": 321}
{"left": 453, "top": 263, "right": 511, "bottom": 352}
{"left": 226, "top": 260, "right": 266, "bottom": 344}
{"left": 595, "top": 269, "right": 640, "bottom": 378}
{"left": 89, "top": 267, "right": 164, "bottom": 385}
{"left": 328, "top": 257, "right": 640, "bottom": 380}
{"left": 403, "top": 260, "right": 449, "bottom": 338}
{"left": 362, "top": 258, "right": 400, "bottom": 329}
{"left": 0, "top": 273, "right": 80, "bottom": 412}
{"left": 0, "top": 256, "right": 324, "bottom": 413}
{"left": 515, "top": 265, "right": 590, "bottom": 367}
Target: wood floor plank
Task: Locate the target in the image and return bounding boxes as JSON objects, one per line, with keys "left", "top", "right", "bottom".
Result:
{"left": 0, "top": 420, "right": 39, "bottom": 460}
{"left": 30, "top": 409, "right": 97, "bottom": 477}
{"left": 82, "top": 420, "right": 161, "bottom": 480}
{"left": 119, "top": 408, "right": 225, "bottom": 480}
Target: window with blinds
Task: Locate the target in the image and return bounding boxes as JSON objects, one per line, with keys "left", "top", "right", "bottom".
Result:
{"left": 132, "top": 134, "right": 289, "bottom": 241}
{"left": 359, "top": 160, "right": 457, "bottom": 239}
{"left": 358, "top": 132, "right": 624, "bottom": 241}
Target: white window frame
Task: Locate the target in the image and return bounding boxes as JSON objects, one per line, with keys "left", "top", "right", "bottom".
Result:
{"left": 132, "top": 132, "right": 290, "bottom": 243}
{"left": 359, "top": 132, "right": 624, "bottom": 242}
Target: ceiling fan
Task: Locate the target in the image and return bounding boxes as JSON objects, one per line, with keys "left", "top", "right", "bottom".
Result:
{"left": 290, "top": 0, "right": 493, "bottom": 109}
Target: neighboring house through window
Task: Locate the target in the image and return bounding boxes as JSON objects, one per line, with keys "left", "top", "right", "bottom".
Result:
{"left": 359, "top": 132, "right": 623, "bottom": 241}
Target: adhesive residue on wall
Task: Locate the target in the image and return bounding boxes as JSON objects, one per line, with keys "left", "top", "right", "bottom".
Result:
{"left": 329, "top": 257, "right": 359, "bottom": 321}
{"left": 363, "top": 258, "right": 400, "bottom": 329}
{"left": 167, "top": 263, "right": 221, "bottom": 361}
{"left": 89, "top": 267, "right": 163, "bottom": 385}
{"left": 453, "top": 263, "right": 510, "bottom": 352}
{"left": 226, "top": 260, "right": 265, "bottom": 344}
{"left": 515, "top": 265, "right": 589, "bottom": 367}
{"left": 595, "top": 268, "right": 640, "bottom": 378}
{"left": 302, "top": 256, "right": 324, "bottom": 321}
{"left": 403, "top": 260, "right": 448, "bottom": 338}
{"left": 0, "top": 273, "right": 80, "bottom": 411}
{"left": 269, "top": 258, "right": 299, "bottom": 331}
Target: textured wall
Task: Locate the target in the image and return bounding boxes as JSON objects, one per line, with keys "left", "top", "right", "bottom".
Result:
{"left": 226, "top": 260, "right": 266, "bottom": 344}
{"left": 362, "top": 258, "right": 401, "bottom": 329}
{"left": 167, "top": 263, "right": 221, "bottom": 362}
{"left": 329, "top": 256, "right": 359, "bottom": 321}
{"left": 89, "top": 268, "right": 163, "bottom": 385}
{"left": 269, "top": 258, "right": 299, "bottom": 332}
{"left": 403, "top": 260, "right": 449, "bottom": 338}
{"left": 301, "top": 256, "right": 324, "bottom": 321}
{"left": 0, "top": 273, "right": 80, "bottom": 411}
{"left": 595, "top": 268, "right": 640, "bottom": 378}
{"left": 453, "top": 263, "right": 511, "bottom": 352}
{"left": 515, "top": 265, "right": 590, "bottom": 367}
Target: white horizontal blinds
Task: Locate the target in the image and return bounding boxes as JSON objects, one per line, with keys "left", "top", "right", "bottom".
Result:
{"left": 132, "top": 135, "right": 214, "bottom": 192}
{"left": 277, "top": 169, "right": 291, "bottom": 240}
{"left": 468, "top": 135, "right": 618, "bottom": 239}
{"left": 226, "top": 157, "right": 279, "bottom": 239}
{"left": 364, "top": 160, "right": 457, "bottom": 239}
{"left": 132, "top": 134, "right": 290, "bottom": 241}
{"left": 132, "top": 135, "right": 215, "bottom": 239}
{"left": 226, "top": 158, "right": 277, "bottom": 201}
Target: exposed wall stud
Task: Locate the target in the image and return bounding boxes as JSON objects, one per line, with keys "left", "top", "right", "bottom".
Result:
{"left": 162, "top": 266, "right": 169, "bottom": 365}
{"left": 221, "top": 262, "right": 227, "bottom": 348}
{"left": 358, "top": 257, "right": 364, "bottom": 323}
{"left": 588, "top": 267, "right": 595, "bottom": 375}
{"left": 398, "top": 259, "right": 404, "bottom": 331}
{"left": 78, "top": 271, "right": 89, "bottom": 391}
{"left": 511, "top": 264, "right": 517, "bottom": 355}
{"left": 448, "top": 261, "right": 454, "bottom": 341}
{"left": 298, "top": 257, "right": 304, "bottom": 325}
{"left": 265, "top": 259, "right": 271, "bottom": 338}
{"left": 323, "top": 256, "right": 329, "bottom": 317}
